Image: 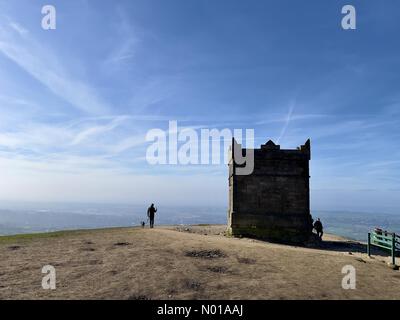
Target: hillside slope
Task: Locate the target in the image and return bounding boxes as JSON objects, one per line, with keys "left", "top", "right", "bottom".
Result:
{"left": 0, "top": 225, "right": 399, "bottom": 300}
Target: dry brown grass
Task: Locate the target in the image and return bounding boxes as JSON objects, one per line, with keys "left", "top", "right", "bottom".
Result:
{"left": 1, "top": 225, "right": 399, "bottom": 300}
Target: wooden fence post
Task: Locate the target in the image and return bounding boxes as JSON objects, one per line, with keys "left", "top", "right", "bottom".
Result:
{"left": 367, "top": 232, "right": 371, "bottom": 257}
{"left": 391, "top": 234, "right": 396, "bottom": 265}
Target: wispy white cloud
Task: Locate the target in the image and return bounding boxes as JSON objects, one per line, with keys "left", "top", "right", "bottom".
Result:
{"left": 105, "top": 38, "right": 137, "bottom": 64}
{"left": 103, "top": 6, "right": 137, "bottom": 66}
{"left": 8, "top": 21, "right": 28, "bottom": 35}
{"left": 70, "top": 116, "right": 129, "bottom": 145}
{"left": 0, "top": 133, "right": 21, "bottom": 148}
{"left": 0, "top": 18, "right": 109, "bottom": 115}
{"left": 276, "top": 101, "right": 295, "bottom": 144}
{"left": 107, "top": 134, "right": 146, "bottom": 154}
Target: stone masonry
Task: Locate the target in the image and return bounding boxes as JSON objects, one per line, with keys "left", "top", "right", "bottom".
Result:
{"left": 228, "top": 139, "right": 313, "bottom": 243}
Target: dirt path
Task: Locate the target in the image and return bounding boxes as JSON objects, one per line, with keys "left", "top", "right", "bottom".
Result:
{"left": 0, "top": 226, "right": 399, "bottom": 300}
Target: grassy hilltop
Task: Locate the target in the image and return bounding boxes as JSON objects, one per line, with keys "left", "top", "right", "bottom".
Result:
{"left": 1, "top": 225, "right": 399, "bottom": 300}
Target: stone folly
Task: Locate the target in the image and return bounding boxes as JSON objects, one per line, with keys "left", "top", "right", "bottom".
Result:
{"left": 228, "top": 139, "right": 313, "bottom": 243}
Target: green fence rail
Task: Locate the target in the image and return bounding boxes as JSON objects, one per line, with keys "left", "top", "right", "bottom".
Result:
{"left": 367, "top": 230, "right": 399, "bottom": 265}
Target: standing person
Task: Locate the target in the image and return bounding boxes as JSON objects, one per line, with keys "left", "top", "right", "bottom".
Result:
{"left": 147, "top": 204, "right": 157, "bottom": 228}
{"left": 313, "top": 218, "right": 324, "bottom": 240}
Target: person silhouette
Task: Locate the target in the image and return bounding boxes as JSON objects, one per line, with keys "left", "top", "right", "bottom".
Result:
{"left": 313, "top": 218, "right": 324, "bottom": 240}
{"left": 147, "top": 203, "right": 157, "bottom": 228}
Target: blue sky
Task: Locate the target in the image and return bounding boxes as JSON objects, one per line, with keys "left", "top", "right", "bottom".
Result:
{"left": 0, "top": 0, "right": 399, "bottom": 212}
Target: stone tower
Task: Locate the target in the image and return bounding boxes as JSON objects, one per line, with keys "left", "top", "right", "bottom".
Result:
{"left": 228, "top": 139, "right": 313, "bottom": 243}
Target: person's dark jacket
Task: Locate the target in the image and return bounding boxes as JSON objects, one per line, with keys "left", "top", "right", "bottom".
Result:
{"left": 314, "top": 220, "right": 323, "bottom": 232}
{"left": 147, "top": 206, "right": 157, "bottom": 219}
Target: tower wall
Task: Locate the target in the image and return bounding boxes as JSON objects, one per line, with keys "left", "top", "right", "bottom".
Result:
{"left": 228, "top": 139, "right": 312, "bottom": 243}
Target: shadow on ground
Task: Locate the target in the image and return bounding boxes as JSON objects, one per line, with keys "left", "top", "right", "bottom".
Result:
{"left": 316, "top": 240, "right": 398, "bottom": 259}
{"left": 172, "top": 225, "right": 396, "bottom": 259}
